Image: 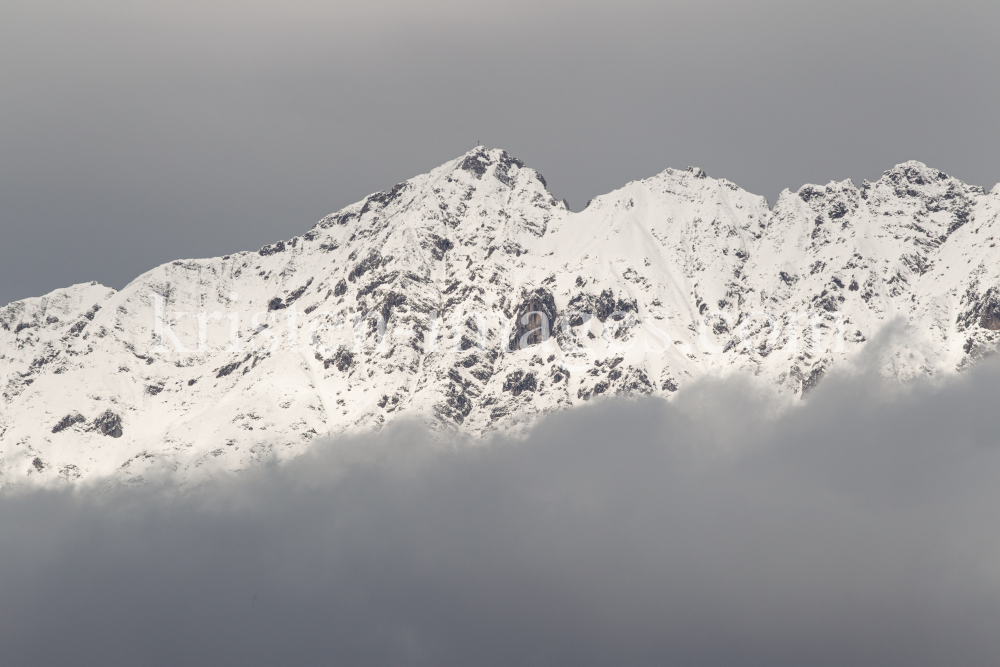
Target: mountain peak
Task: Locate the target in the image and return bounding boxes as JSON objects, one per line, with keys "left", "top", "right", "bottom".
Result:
{"left": 879, "top": 160, "right": 949, "bottom": 187}
{"left": 452, "top": 146, "right": 548, "bottom": 188}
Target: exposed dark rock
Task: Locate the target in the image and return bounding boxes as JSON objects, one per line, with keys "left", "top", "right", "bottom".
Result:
{"left": 779, "top": 271, "right": 798, "bottom": 286}
{"left": 948, "top": 204, "right": 972, "bottom": 234}
{"left": 377, "top": 393, "right": 401, "bottom": 411}
{"left": 348, "top": 251, "right": 382, "bottom": 283}
{"left": 711, "top": 316, "right": 730, "bottom": 335}
{"left": 357, "top": 271, "right": 400, "bottom": 299}
{"left": 32, "top": 457, "right": 44, "bottom": 471}
{"left": 52, "top": 412, "right": 86, "bottom": 433}
{"left": 798, "top": 185, "right": 824, "bottom": 202}
{"left": 565, "top": 290, "right": 617, "bottom": 325}
{"left": 982, "top": 298, "right": 1000, "bottom": 331}
{"left": 447, "top": 368, "right": 470, "bottom": 388}
{"left": 902, "top": 253, "right": 932, "bottom": 275}
{"left": 324, "top": 349, "right": 354, "bottom": 372}
{"left": 571, "top": 289, "right": 638, "bottom": 324}
{"left": 259, "top": 240, "right": 285, "bottom": 256}
{"left": 317, "top": 210, "right": 356, "bottom": 229}
{"left": 496, "top": 151, "right": 524, "bottom": 172}
{"left": 280, "top": 278, "right": 314, "bottom": 307}
{"left": 371, "top": 290, "right": 405, "bottom": 325}
{"left": 216, "top": 360, "right": 242, "bottom": 378}
{"left": 459, "top": 151, "right": 491, "bottom": 178}
{"left": 443, "top": 385, "right": 474, "bottom": 424}
{"left": 620, "top": 367, "right": 655, "bottom": 394}
{"left": 359, "top": 183, "right": 406, "bottom": 217}
{"left": 494, "top": 153, "right": 523, "bottom": 188}
{"left": 503, "top": 241, "right": 526, "bottom": 256}
{"left": 429, "top": 235, "right": 454, "bottom": 261}
{"left": 511, "top": 288, "right": 557, "bottom": 349}
{"left": 814, "top": 295, "right": 839, "bottom": 312}
{"left": 469, "top": 366, "right": 493, "bottom": 383}
{"left": 93, "top": 410, "right": 124, "bottom": 438}
{"left": 502, "top": 370, "right": 537, "bottom": 397}
{"left": 958, "top": 287, "right": 1000, "bottom": 332}
{"left": 828, "top": 201, "right": 849, "bottom": 219}
{"left": 595, "top": 290, "right": 616, "bottom": 322}
{"left": 270, "top": 281, "right": 314, "bottom": 310}
{"left": 801, "top": 365, "right": 825, "bottom": 396}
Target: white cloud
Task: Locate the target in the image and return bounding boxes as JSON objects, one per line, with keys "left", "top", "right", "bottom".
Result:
{"left": 4, "top": 358, "right": 1000, "bottom": 665}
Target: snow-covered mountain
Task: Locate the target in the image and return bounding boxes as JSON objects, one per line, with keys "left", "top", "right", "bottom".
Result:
{"left": 3, "top": 147, "right": 999, "bottom": 486}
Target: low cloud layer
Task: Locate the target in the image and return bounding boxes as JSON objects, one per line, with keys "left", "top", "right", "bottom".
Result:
{"left": 4, "top": 361, "right": 1000, "bottom": 666}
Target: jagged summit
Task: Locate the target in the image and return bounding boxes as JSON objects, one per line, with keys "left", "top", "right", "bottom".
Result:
{"left": 879, "top": 160, "right": 952, "bottom": 185}
{"left": 3, "top": 152, "right": 1000, "bottom": 487}
{"left": 308, "top": 146, "right": 563, "bottom": 241}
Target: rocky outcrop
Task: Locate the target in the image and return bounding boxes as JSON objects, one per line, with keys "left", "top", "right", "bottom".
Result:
{"left": 52, "top": 413, "right": 86, "bottom": 434}
{"left": 92, "top": 410, "right": 123, "bottom": 438}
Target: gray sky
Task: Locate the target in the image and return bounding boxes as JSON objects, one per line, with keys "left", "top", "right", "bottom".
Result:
{"left": 4, "top": 359, "right": 1000, "bottom": 665}
{"left": 2, "top": 0, "right": 998, "bottom": 308}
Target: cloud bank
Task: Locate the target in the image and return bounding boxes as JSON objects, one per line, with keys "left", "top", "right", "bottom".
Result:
{"left": 3, "top": 361, "right": 1000, "bottom": 666}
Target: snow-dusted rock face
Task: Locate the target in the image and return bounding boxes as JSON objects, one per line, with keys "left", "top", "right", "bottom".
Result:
{"left": 2, "top": 149, "right": 998, "bottom": 486}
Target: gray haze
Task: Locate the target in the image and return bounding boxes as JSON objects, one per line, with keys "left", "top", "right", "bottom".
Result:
{"left": 4, "top": 360, "right": 1000, "bottom": 665}
{"left": 2, "top": 0, "right": 999, "bottom": 306}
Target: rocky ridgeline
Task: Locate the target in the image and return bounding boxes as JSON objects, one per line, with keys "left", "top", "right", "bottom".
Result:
{"left": 2, "top": 148, "right": 999, "bottom": 486}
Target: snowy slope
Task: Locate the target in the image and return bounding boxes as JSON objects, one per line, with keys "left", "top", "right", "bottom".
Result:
{"left": 2, "top": 148, "right": 998, "bottom": 486}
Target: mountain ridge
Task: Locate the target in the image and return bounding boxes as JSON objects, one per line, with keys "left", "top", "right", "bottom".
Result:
{"left": 3, "top": 147, "right": 999, "bottom": 486}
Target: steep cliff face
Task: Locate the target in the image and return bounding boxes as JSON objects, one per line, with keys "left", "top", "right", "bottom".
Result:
{"left": 2, "top": 148, "right": 998, "bottom": 486}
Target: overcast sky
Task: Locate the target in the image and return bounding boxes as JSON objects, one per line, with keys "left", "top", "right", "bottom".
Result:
{"left": 2, "top": 0, "right": 999, "bottom": 306}
{"left": 4, "top": 360, "right": 1000, "bottom": 665}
